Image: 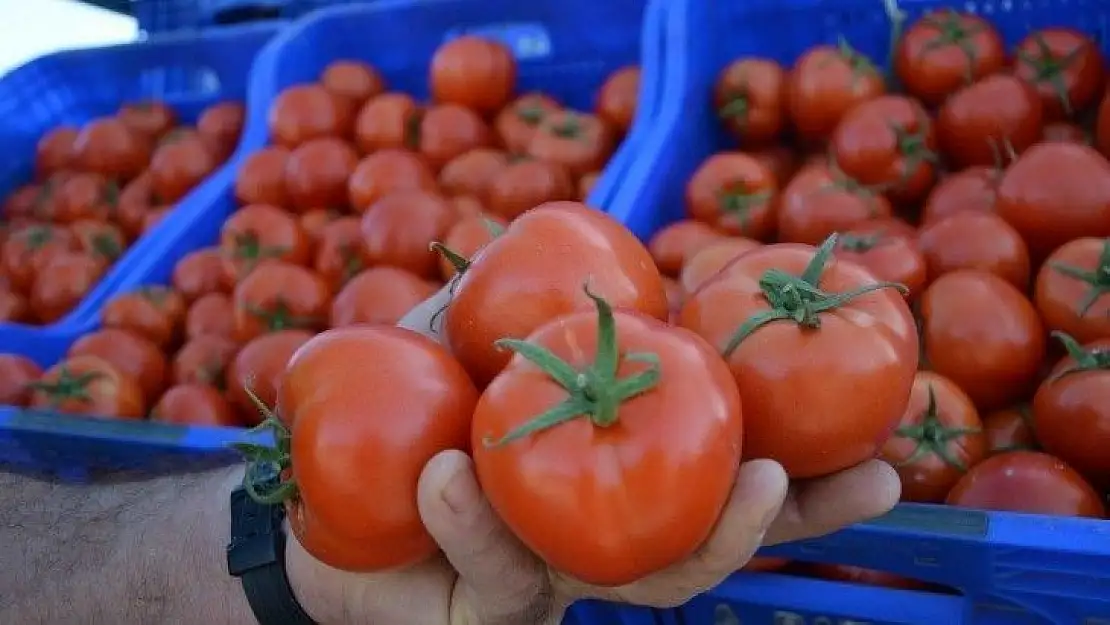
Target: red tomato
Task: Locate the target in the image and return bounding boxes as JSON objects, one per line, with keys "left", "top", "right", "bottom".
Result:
{"left": 320, "top": 60, "right": 385, "bottom": 107}
{"left": 809, "top": 564, "right": 928, "bottom": 590}
{"left": 485, "top": 158, "right": 575, "bottom": 221}
{"left": 936, "top": 75, "right": 1044, "bottom": 169}
{"left": 679, "top": 237, "right": 918, "bottom": 478}
{"left": 235, "top": 146, "right": 290, "bottom": 208}
{"left": 685, "top": 152, "right": 778, "bottom": 240}
{"left": 226, "top": 330, "right": 314, "bottom": 422}
{"left": 834, "top": 229, "right": 928, "bottom": 300}
{"left": 118, "top": 101, "right": 176, "bottom": 140}
{"left": 714, "top": 57, "right": 786, "bottom": 145}
{"left": 68, "top": 327, "right": 166, "bottom": 403}
{"left": 101, "top": 285, "right": 186, "bottom": 348}
{"left": 0, "top": 354, "right": 42, "bottom": 406}
{"left": 995, "top": 142, "right": 1110, "bottom": 260}
{"left": 917, "top": 211, "right": 1031, "bottom": 290}
{"left": 69, "top": 219, "right": 125, "bottom": 266}
{"left": 152, "top": 383, "right": 240, "bottom": 427}
{"left": 438, "top": 148, "right": 508, "bottom": 199}
{"left": 418, "top": 103, "right": 493, "bottom": 170}
{"left": 219, "top": 204, "right": 311, "bottom": 280}
{"left": 777, "top": 161, "right": 892, "bottom": 245}
{"left": 429, "top": 36, "right": 516, "bottom": 115}
{"left": 172, "top": 335, "right": 239, "bottom": 387}
{"left": 311, "top": 217, "right": 368, "bottom": 291}
{"left": 267, "top": 84, "right": 351, "bottom": 148}
{"left": 197, "top": 101, "right": 245, "bottom": 160}
{"left": 353, "top": 92, "right": 422, "bottom": 153}
{"left": 35, "top": 126, "right": 78, "bottom": 178}
{"left": 0, "top": 289, "right": 30, "bottom": 323}
{"left": 71, "top": 117, "right": 151, "bottom": 181}
{"left": 920, "top": 270, "right": 1046, "bottom": 410}
{"left": 1013, "top": 28, "right": 1105, "bottom": 121}
{"left": 446, "top": 201, "right": 668, "bottom": 387}
{"left": 29, "top": 355, "right": 145, "bottom": 418}
{"left": 495, "top": 92, "right": 561, "bottom": 154}
{"left": 1042, "top": 121, "right": 1090, "bottom": 144}
{"left": 982, "top": 406, "right": 1038, "bottom": 454}
{"left": 149, "top": 132, "right": 218, "bottom": 204}
{"left": 786, "top": 42, "right": 886, "bottom": 145}
{"left": 595, "top": 65, "right": 640, "bottom": 135}
{"left": 299, "top": 208, "right": 341, "bottom": 249}
{"left": 1, "top": 224, "right": 78, "bottom": 293}
{"left": 894, "top": 10, "right": 1006, "bottom": 106}
{"left": 946, "top": 450, "right": 1105, "bottom": 517}
{"left": 49, "top": 173, "right": 117, "bottom": 224}
{"left": 29, "top": 252, "right": 103, "bottom": 323}
{"left": 438, "top": 213, "right": 508, "bottom": 281}
{"left": 1098, "top": 90, "right": 1110, "bottom": 158}
{"left": 284, "top": 137, "right": 359, "bottom": 212}
{"left": 473, "top": 291, "right": 742, "bottom": 586}
{"left": 173, "top": 247, "right": 231, "bottom": 302}
{"left": 360, "top": 190, "right": 457, "bottom": 280}
{"left": 527, "top": 111, "right": 615, "bottom": 178}
{"left": 115, "top": 173, "right": 155, "bottom": 240}
{"left": 749, "top": 145, "right": 801, "bottom": 187}
{"left": 141, "top": 206, "right": 172, "bottom": 235}
{"left": 1034, "top": 238, "right": 1110, "bottom": 343}
{"left": 678, "top": 237, "right": 763, "bottom": 295}
{"left": 647, "top": 219, "right": 725, "bottom": 277}
{"left": 3, "top": 183, "right": 46, "bottom": 221}
{"left": 232, "top": 261, "right": 330, "bottom": 343}
{"left": 920, "top": 166, "right": 1000, "bottom": 225}
{"left": 185, "top": 292, "right": 236, "bottom": 341}
{"left": 329, "top": 266, "right": 437, "bottom": 328}
{"left": 347, "top": 149, "right": 437, "bottom": 213}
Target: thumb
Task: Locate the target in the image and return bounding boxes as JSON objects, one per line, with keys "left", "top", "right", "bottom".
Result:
{"left": 417, "top": 450, "right": 552, "bottom": 622}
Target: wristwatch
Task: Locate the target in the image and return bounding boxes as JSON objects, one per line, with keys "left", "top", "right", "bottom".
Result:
{"left": 226, "top": 465, "right": 317, "bottom": 625}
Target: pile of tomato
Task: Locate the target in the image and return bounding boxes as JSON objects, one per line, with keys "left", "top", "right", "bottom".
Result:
{"left": 0, "top": 100, "right": 244, "bottom": 324}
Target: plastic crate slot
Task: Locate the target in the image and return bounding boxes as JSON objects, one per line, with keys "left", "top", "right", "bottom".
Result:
{"left": 444, "top": 22, "right": 555, "bottom": 60}
{"left": 214, "top": 5, "right": 284, "bottom": 25}
{"left": 138, "top": 65, "right": 223, "bottom": 99}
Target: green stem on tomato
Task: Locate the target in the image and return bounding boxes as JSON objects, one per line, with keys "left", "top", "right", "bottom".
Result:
{"left": 894, "top": 385, "right": 980, "bottom": 471}
{"left": 430, "top": 241, "right": 472, "bottom": 275}
{"left": 1049, "top": 331, "right": 1110, "bottom": 382}
{"left": 246, "top": 300, "right": 321, "bottom": 333}
{"left": 27, "top": 367, "right": 102, "bottom": 408}
{"left": 231, "top": 384, "right": 299, "bottom": 505}
{"left": 1048, "top": 239, "right": 1110, "bottom": 317}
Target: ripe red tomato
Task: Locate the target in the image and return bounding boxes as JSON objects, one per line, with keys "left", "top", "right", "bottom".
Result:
{"left": 495, "top": 92, "right": 561, "bottom": 154}
{"left": 995, "top": 142, "right": 1110, "bottom": 260}
{"left": 1013, "top": 28, "right": 1105, "bottom": 121}
{"left": 152, "top": 383, "right": 241, "bottom": 427}
{"left": 71, "top": 117, "right": 151, "bottom": 181}
{"left": 320, "top": 60, "right": 385, "bottom": 108}
{"left": 446, "top": 201, "right": 668, "bottom": 387}
{"left": 473, "top": 291, "right": 742, "bottom": 586}
{"left": 30, "top": 252, "right": 104, "bottom": 323}
{"left": 226, "top": 330, "right": 314, "bottom": 422}
{"left": 1098, "top": 90, "right": 1110, "bottom": 158}
{"left": 35, "top": 126, "right": 78, "bottom": 178}
{"left": 880, "top": 371, "right": 986, "bottom": 503}
{"left": 347, "top": 148, "right": 437, "bottom": 213}
{"left": 0, "top": 354, "right": 42, "bottom": 406}
{"left": 172, "top": 247, "right": 231, "bottom": 302}
{"left": 920, "top": 270, "right": 1046, "bottom": 410}
{"left": 894, "top": 10, "right": 1006, "bottom": 106}
{"left": 267, "top": 84, "right": 351, "bottom": 148}
{"left": 936, "top": 75, "right": 1044, "bottom": 169}
{"left": 118, "top": 101, "right": 176, "bottom": 140}
{"left": 101, "top": 285, "right": 186, "bottom": 348}
{"left": 149, "top": 132, "right": 218, "bottom": 203}
{"left": 982, "top": 406, "right": 1038, "bottom": 454}
{"left": 329, "top": 266, "right": 437, "bottom": 328}
{"left": 917, "top": 211, "right": 1031, "bottom": 290}
{"left": 197, "top": 101, "right": 245, "bottom": 161}
{"left": 115, "top": 173, "right": 155, "bottom": 239}
{"left": 68, "top": 327, "right": 167, "bottom": 403}
{"left": 172, "top": 335, "right": 239, "bottom": 387}
{"left": 679, "top": 237, "right": 918, "bottom": 478}
{"left": 219, "top": 204, "right": 311, "bottom": 280}
{"left": 70, "top": 219, "right": 124, "bottom": 266}
{"left": 438, "top": 148, "right": 508, "bottom": 199}
{"left": 1, "top": 224, "right": 78, "bottom": 293}
{"left": 1034, "top": 238, "right": 1110, "bottom": 343}
{"left": 312, "top": 217, "right": 368, "bottom": 291}
{"left": 778, "top": 161, "right": 892, "bottom": 245}
{"left": 809, "top": 564, "right": 928, "bottom": 590}
{"left": 235, "top": 146, "right": 290, "bottom": 208}
{"left": 438, "top": 213, "right": 508, "bottom": 280}
{"left": 49, "top": 173, "right": 116, "bottom": 224}
{"left": 360, "top": 190, "right": 457, "bottom": 280}
{"left": 353, "top": 92, "right": 422, "bottom": 153}
{"left": 485, "top": 158, "right": 574, "bottom": 221}
{"left": 29, "top": 355, "right": 145, "bottom": 418}
{"left": 0, "top": 289, "right": 29, "bottom": 323}
{"left": 685, "top": 152, "right": 778, "bottom": 240}
{"left": 299, "top": 208, "right": 340, "bottom": 248}
{"left": 678, "top": 237, "right": 763, "bottom": 295}
{"left": 284, "top": 137, "right": 359, "bottom": 212}
{"left": 232, "top": 261, "right": 330, "bottom": 343}
{"left": 418, "top": 103, "right": 493, "bottom": 170}
{"left": 920, "top": 166, "right": 1000, "bottom": 225}
{"left": 831, "top": 95, "right": 938, "bottom": 205}
{"left": 946, "top": 450, "right": 1105, "bottom": 517}
{"left": 271, "top": 326, "right": 478, "bottom": 572}
{"left": 141, "top": 206, "right": 172, "bottom": 235}
{"left": 834, "top": 229, "right": 928, "bottom": 300}
{"left": 647, "top": 219, "right": 725, "bottom": 278}
{"left": 714, "top": 57, "right": 786, "bottom": 145}
{"left": 185, "top": 292, "right": 236, "bottom": 341}
{"left": 786, "top": 42, "right": 886, "bottom": 144}
{"left": 595, "top": 65, "right": 640, "bottom": 135}
{"left": 429, "top": 36, "right": 516, "bottom": 116}
{"left": 527, "top": 111, "right": 615, "bottom": 178}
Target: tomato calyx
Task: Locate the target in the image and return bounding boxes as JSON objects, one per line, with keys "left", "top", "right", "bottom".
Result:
{"left": 339, "top": 244, "right": 367, "bottom": 285}
{"left": 246, "top": 299, "right": 321, "bottom": 332}
{"left": 1016, "top": 35, "right": 1084, "bottom": 116}
{"left": 831, "top": 35, "right": 880, "bottom": 85}
{"left": 403, "top": 108, "right": 424, "bottom": 151}
{"left": 28, "top": 366, "right": 102, "bottom": 408}
{"left": 891, "top": 117, "right": 937, "bottom": 172}
{"left": 722, "top": 234, "right": 908, "bottom": 357}
{"left": 137, "top": 285, "right": 174, "bottom": 308}
{"left": 482, "top": 286, "right": 662, "bottom": 447}
{"left": 1050, "top": 331, "right": 1110, "bottom": 381}
{"left": 22, "top": 225, "right": 56, "bottom": 251}
{"left": 232, "top": 387, "right": 298, "bottom": 504}
{"left": 515, "top": 103, "right": 547, "bottom": 126}
{"left": 717, "top": 91, "right": 750, "bottom": 126}
{"left": 716, "top": 182, "right": 771, "bottom": 228}
{"left": 100, "top": 180, "right": 120, "bottom": 209}
{"left": 894, "top": 385, "right": 980, "bottom": 471}
{"left": 92, "top": 233, "right": 122, "bottom": 261}
{"left": 837, "top": 232, "right": 883, "bottom": 253}
{"left": 549, "top": 114, "right": 586, "bottom": 140}
{"left": 818, "top": 160, "right": 889, "bottom": 212}
{"left": 230, "top": 231, "right": 289, "bottom": 274}
{"left": 916, "top": 10, "right": 987, "bottom": 83}
{"left": 1048, "top": 239, "right": 1110, "bottom": 316}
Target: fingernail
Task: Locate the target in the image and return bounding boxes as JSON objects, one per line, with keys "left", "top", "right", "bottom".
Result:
{"left": 744, "top": 460, "right": 789, "bottom": 528}
{"left": 440, "top": 456, "right": 480, "bottom": 515}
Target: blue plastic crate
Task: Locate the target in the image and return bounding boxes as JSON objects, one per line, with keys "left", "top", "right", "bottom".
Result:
{"left": 612, "top": 0, "right": 1110, "bottom": 622}
{"left": 567, "top": 600, "right": 661, "bottom": 625}
{"left": 0, "top": 22, "right": 282, "bottom": 347}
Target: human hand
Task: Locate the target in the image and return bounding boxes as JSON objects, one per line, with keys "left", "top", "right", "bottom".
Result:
{"left": 285, "top": 285, "right": 902, "bottom": 625}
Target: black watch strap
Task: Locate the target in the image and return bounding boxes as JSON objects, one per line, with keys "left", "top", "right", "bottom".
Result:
{"left": 227, "top": 470, "right": 317, "bottom": 625}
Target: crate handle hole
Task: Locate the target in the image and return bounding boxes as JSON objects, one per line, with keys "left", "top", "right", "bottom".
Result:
{"left": 139, "top": 66, "right": 222, "bottom": 98}
{"left": 213, "top": 5, "right": 283, "bottom": 25}
{"left": 444, "top": 22, "right": 553, "bottom": 61}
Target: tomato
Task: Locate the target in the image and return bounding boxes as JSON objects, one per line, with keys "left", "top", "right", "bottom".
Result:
{"left": 29, "top": 355, "right": 145, "bottom": 418}
{"left": 172, "top": 335, "right": 238, "bottom": 387}
{"left": 353, "top": 92, "right": 422, "bottom": 153}
{"left": 235, "top": 146, "right": 290, "bottom": 208}
{"left": 118, "top": 101, "right": 177, "bottom": 140}
{"left": 429, "top": 36, "right": 516, "bottom": 115}
{"left": 70, "top": 219, "right": 125, "bottom": 265}
{"left": 226, "top": 329, "right": 314, "bottom": 422}
{"left": 446, "top": 201, "right": 668, "bottom": 387}
{"left": 438, "top": 213, "right": 507, "bottom": 280}
{"left": 996, "top": 142, "right": 1110, "bottom": 260}
{"left": 115, "top": 173, "right": 154, "bottom": 240}
{"left": 937, "top": 75, "right": 1043, "bottom": 169}
{"left": 451, "top": 195, "right": 485, "bottom": 219}
{"left": 595, "top": 65, "right": 640, "bottom": 135}
{"left": 982, "top": 406, "right": 1038, "bottom": 454}
{"left": 920, "top": 166, "right": 999, "bottom": 225}
{"left": 920, "top": 270, "right": 1045, "bottom": 410}
{"left": 438, "top": 148, "right": 508, "bottom": 199}
{"left": 329, "top": 266, "right": 437, "bottom": 328}
{"left": 917, "top": 211, "right": 1030, "bottom": 290}
{"left": 749, "top": 145, "right": 801, "bottom": 188}
{"left": 196, "top": 101, "right": 245, "bottom": 161}
{"left": 141, "top": 206, "right": 172, "bottom": 235}
{"left": 312, "top": 217, "right": 368, "bottom": 291}
{"left": 714, "top": 57, "right": 786, "bottom": 146}
{"left": 1034, "top": 237, "right": 1110, "bottom": 343}
{"left": 831, "top": 95, "right": 938, "bottom": 205}
{"left": 485, "top": 158, "right": 574, "bottom": 221}
{"left": 946, "top": 450, "right": 1105, "bottom": 517}
{"left": 809, "top": 564, "right": 928, "bottom": 590}
{"left": 360, "top": 190, "right": 457, "bottom": 279}
{"left": 0, "top": 354, "right": 42, "bottom": 406}
{"left": 347, "top": 148, "right": 436, "bottom": 213}
{"left": 0, "top": 289, "right": 29, "bottom": 323}
{"left": 835, "top": 229, "right": 927, "bottom": 300}
{"left": 495, "top": 92, "right": 561, "bottom": 154}
{"left": 473, "top": 289, "right": 742, "bottom": 586}
{"left": 148, "top": 132, "right": 218, "bottom": 204}
{"left": 50, "top": 173, "right": 116, "bottom": 224}
{"left": 1, "top": 224, "right": 77, "bottom": 293}
{"left": 29, "top": 252, "right": 103, "bottom": 323}
{"left": 894, "top": 11, "right": 1006, "bottom": 106}
{"left": 3, "top": 183, "right": 46, "bottom": 221}
{"left": 1032, "top": 334, "right": 1110, "bottom": 487}
{"left": 101, "top": 285, "right": 186, "bottom": 348}
{"left": 679, "top": 237, "right": 917, "bottom": 478}
{"left": 35, "top": 126, "right": 78, "bottom": 178}
{"left": 185, "top": 292, "right": 236, "bottom": 341}
{"left": 232, "top": 261, "right": 330, "bottom": 343}
{"left": 685, "top": 152, "right": 778, "bottom": 240}
{"left": 778, "top": 161, "right": 891, "bottom": 245}
{"left": 71, "top": 117, "right": 151, "bottom": 181}
{"left": 527, "top": 111, "right": 615, "bottom": 178}
{"left": 678, "top": 237, "right": 762, "bottom": 295}
{"left": 1098, "top": 90, "right": 1110, "bottom": 158}
{"left": 152, "top": 383, "right": 240, "bottom": 427}
{"left": 418, "top": 103, "right": 493, "bottom": 170}
{"left": 786, "top": 42, "right": 886, "bottom": 145}
{"left": 219, "top": 204, "right": 311, "bottom": 281}
{"left": 284, "top": 137, "right": 359, "bottom": 212}
{"left": 172, "top": 247, "right": 231, "bottom": 302}
{"left": 320, "top": 60, "right": 385, "bottom": 107}
{"left": 299, "top": 208, "right": 340, "bottom": 249}
{"left": 647, "top": 219, "right": 724, "bottom": 278}
{"left": 68, "top": 327, "right": 167, "bottom": 402}
{"left": 1013, "top": 29, "right": 1105, "bottom": 122}
{"left": 267, "top": 84, "right": 351, "bottom": 148}
{"left": 1042, "top": 121, "right": 1090, "bottom": 144}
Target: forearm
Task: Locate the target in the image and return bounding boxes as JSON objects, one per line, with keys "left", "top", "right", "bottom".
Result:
{"left": 0, "top": 465, "right": 254, "bottom": 625}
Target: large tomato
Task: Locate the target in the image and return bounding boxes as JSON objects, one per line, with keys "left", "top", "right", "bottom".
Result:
{"left": 185, "top": 292, "right": 235, "bottom": 341}
{"left": 284, "top": 137, "right": 359, "bottom": 212}
{"left": 267, "top": 84, "right": 351, "bottom": 148}
{"left": 472, "top": 290, "right": 742, "bottom": 585}
{"left": 329, "top": 266, "right": 436, "bottom": 328}
{"left": 232, "top": 261, "right": 330, "bottom": 343}
{"left": 1034, "top": 237, "right": 1110, "bottom": 343}
{"left": 360, "top": 190, "right": 457, "bottom": 279}
{"left": 219, "top": 204, "right": 311, "bottom": 280}
{"left": 879, "top": 371, "right": 986, "bottom": 503}
{"left": 920, "top": 166, "right": 999, "bottom": 225}
{"left": 418, "top": 103, "right": 493, "bottom": 170}
{"left": 1032, "top": 334, "right": 1110, "bottom": 487}
{"left": 445, "top": 201, "right": 667, "bottom": 388}
{"left": 1012, "top": 28, "right": 1105, "bottom": 121}
{"left": 347, "top": 149, "right": 436, "bottom": 213}
{"left": 171, "top": 335, "right": 238, "bottom": 387}
{"left": 595, "top": 65, "right": 640, "bottom": 135}
{"left": 982, "top": 406, "right": 1038, "bottom": 455}
{"left": 714, "top": 57, "right": 786, "bottom": 146}
{"left": 647, "top": 219, "right": 725, "bottom": 278}
{"left": 834, "top": 227, "right": 927, "bottom": 300}
{"left": 28, "top": 355, "right": 145, "bottom": 418}
{"left": 429, "top": 36, "right": 516, "bottom": 116}
{"left": 679, "top": 236, "right": 918, "bottom": 478}
{"left": 172, "top": 247, "right": 231, "bottom": 302}
{"left": 894, "top": 10, "right": 1006, "bottom": 106}
{"left": 936, "top": 75, "right": 1043, "bottom": 169}
{"left": 485, "top": 159, "right": 574, "bottom": 221}
{"left": 946, "top": 450, "right": 1105, "bottom": 518}
{"left": 919, "top": 270, "right": 1046, "bottom": 411}
{"left": 0, "top": 354, "right": 42, "bottom": 406}
{"left": 916, "top": 211, "right": 1031, "bottom": 290}
{"left": 152, "top": 383, "right": 240, "bottom": 427}
{"left": 685, "top": 152, "right": 778, "bottom": 240}
{"left": 68, "top": 327, "right": 167, "bottom": 402}
{"left": 786, "top": 42, "right": 885, "bottom": 144}
{"left": 101, "top": 286, "right": 186, "bottom": 348}
{"left": 226, "top": 330, "right": 313, "bottom": 422}
{"left": 777, "top": 161, "right": 891, "bottom": 245}
{"left": 235, "top": 147, "right": 290, "bottom": 208}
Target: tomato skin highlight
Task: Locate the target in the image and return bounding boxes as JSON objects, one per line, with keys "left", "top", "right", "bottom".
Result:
{"left": 946, "top": 450, "right": 1105, "bottom": 518}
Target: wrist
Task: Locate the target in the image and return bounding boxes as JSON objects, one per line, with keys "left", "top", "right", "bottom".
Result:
{"left": 284, "top": 519, "right": 336, "bottom": 625}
